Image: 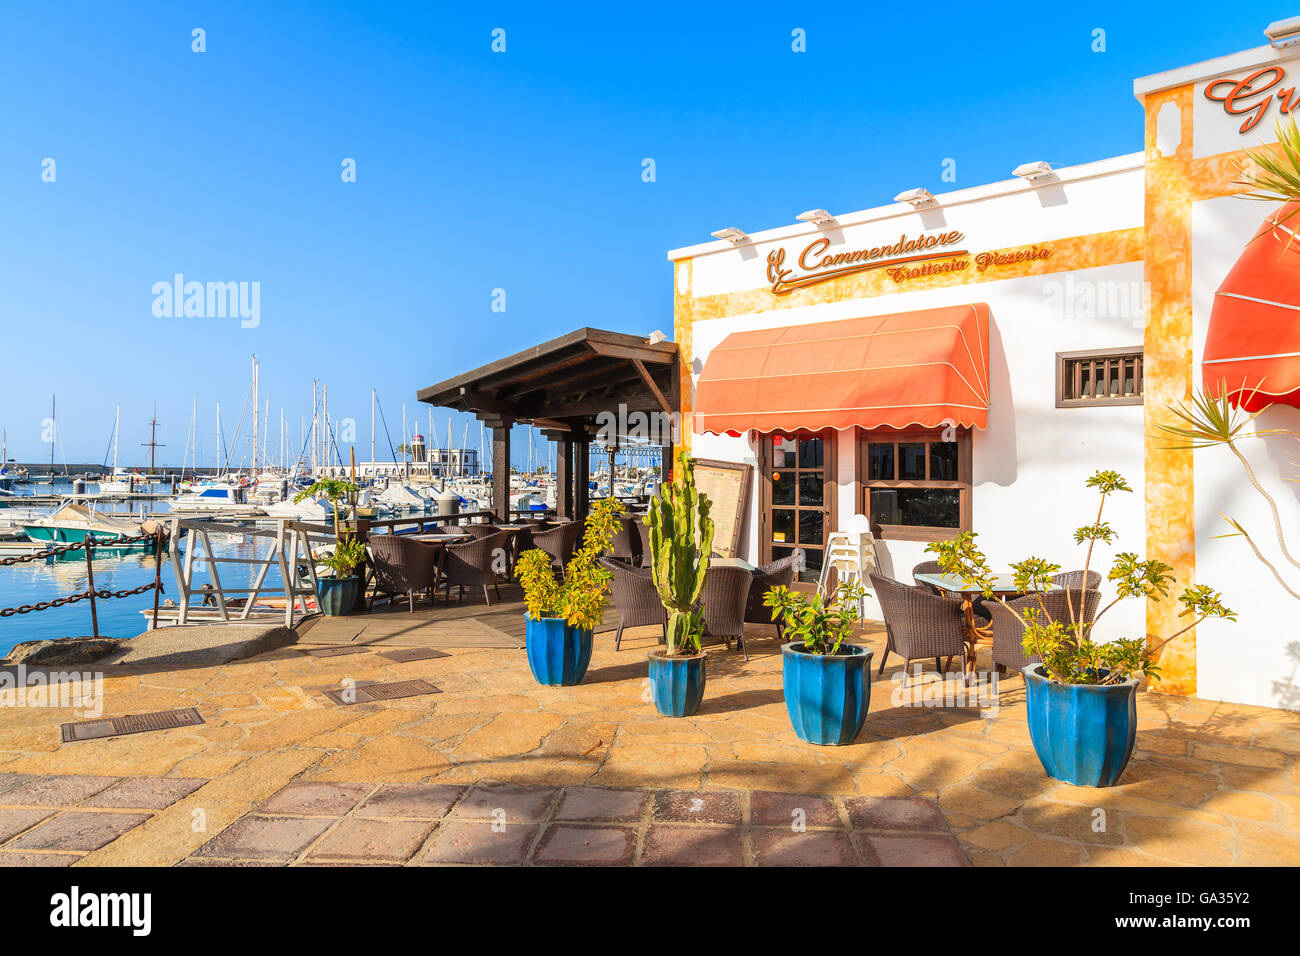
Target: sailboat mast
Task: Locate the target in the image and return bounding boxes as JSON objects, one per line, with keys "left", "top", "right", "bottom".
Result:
{"left": 112, "top": 404, "right": 120, "bottom": 474}
{"left": 322, "top": 384, "right": 329, "bottom": 469}
{"left": 311, "top": 380, "right": 318, "bottom": 475}
{"left": 251, "top": 356, "right": 259, "bottom": 474}
{"left": 370, "top": 388, "right": 376, "bottom": 464}
{"left": 216, "top": 401, "right": 223, "bottom": 476}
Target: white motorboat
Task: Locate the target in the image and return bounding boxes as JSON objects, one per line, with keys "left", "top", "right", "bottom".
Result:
{"left": 261, "top": 496, "right": 334, "bottom": 521}
{"left": 171, "top": 482, "right": 261, "bottom": 514}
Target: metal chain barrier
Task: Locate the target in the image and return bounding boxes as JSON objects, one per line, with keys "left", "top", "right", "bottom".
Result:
{"left": 0, "top": 529, "right": 167, "bottom": 634}
{"left": 0, "top": 531, "right": 158, "bottom": 566}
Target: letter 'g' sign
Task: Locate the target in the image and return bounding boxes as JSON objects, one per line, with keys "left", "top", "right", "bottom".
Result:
{"left": 1204, "top": 66, "right": 1300, "bottom": 133}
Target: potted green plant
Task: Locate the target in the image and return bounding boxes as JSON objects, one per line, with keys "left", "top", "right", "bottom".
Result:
{"left": 927, "top": 470, "right": 1235, "bottom": 787}
{"left": 514, "top": 498, "right": 624, "bottom": 686}
{"left": 644, "top": 452, "right": 713, "bottom": 717}
{"left": 764, "top": 579, "right": 872, "bottom": 745}
{"left": 295, "top": 478, "right": 363, "bottom": 615}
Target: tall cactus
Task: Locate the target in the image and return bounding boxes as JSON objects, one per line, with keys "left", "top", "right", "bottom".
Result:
{"left": 645, "top": 451, "right": 715, "bottom": 656}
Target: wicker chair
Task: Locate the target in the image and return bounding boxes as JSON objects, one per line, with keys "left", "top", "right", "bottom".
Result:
{"left": 599, "top": 557, "right": 666, "bottom": 650}
{"left": 1051, "top": 570, "right": 1102, "bottom": 592}
{"left": 367, "top": 534, "right": 438, "bottom": 612}
{"left": 533, "top": 521, "right": 585, "bottom": 573}
{"left": 700, "top": 564, "right": 754, "bottom": 659}
{"left": 610, "top": 515, "right": 641, "bottom": 565}
{"left": 634, "top": 520, "right": 654, "bottom": 568}
{"left": 744, "top": 549, "right": 803, "bottom": 640}
{"left": 870, "top": 573, "right": 967, "bottom": 679}
{"left": 989, "top": 588, "right": 1102, "bottom": 674}
{"left": 912, "top": 560, "right": 942, "bottom": 591}
{"left": 458, "top": 524, "right": 498, "bottom": 539}
{"left": 442, "top": 529, "right": 513, "bottom": 605}
{"left": 911, "top": 559, "right": 991, "bottom": 624}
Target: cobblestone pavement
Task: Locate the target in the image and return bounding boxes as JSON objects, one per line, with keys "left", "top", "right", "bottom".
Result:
{"left": 0, "top": 602, "right": 1297, "bottom": 866}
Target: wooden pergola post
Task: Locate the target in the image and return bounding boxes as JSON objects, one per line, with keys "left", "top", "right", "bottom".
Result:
{"left": 543, "top": 429, "right": 574, "bottom": 519}
{"left": 574, "top": 433, "right": 590, "bottom": 525}
{"left": 487, "top": 418, "right": 512, "bottom": 523}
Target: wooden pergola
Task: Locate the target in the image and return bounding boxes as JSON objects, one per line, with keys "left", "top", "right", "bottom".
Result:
{"left": 417, "top": 328, "right": 679, "bottom": 522}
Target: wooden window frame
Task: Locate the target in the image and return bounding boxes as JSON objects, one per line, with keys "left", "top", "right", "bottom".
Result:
{"left": 1056, "top": 347, "right": 1144, "bottom": 408}
{"left": 756, "top": 429, "right": 837, "bottom": 570}
{"left": 855, "top": 426, "right": 972, "bottom": 542}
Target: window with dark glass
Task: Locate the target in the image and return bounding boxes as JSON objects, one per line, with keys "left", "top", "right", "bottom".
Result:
{"left": 859, "top": 428, "right": 970, "bottom": 541}
{"left": 1057, "top": 348, "right": 1144, "bottom": 407}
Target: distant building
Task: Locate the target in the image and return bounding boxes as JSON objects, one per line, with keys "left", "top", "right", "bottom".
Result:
{"left": 316, "top": 446, "right": 479, "bottom": 479}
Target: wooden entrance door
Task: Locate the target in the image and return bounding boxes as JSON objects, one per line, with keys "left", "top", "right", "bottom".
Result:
{"left": 757, "top": 429, "right": 836, "bottom": 583}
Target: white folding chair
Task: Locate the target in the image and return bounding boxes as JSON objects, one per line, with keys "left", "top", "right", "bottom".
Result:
{"left": 817, "top": 517, "right": 879, "bottom": 616}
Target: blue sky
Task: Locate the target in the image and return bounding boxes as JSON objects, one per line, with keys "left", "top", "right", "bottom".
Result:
{"left": 0, "top": 0, "right": 1289, "bottom": 468}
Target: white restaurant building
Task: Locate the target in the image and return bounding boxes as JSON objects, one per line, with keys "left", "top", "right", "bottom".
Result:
{"left": 668, "top": 22, "right": 1300, "bottom": 710}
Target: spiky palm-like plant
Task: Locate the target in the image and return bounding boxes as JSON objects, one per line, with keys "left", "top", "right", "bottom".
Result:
{"left": 1237, "top": 115, "right": 1300, "bottom": 221}
{"left": 645, "top": 452, "right": 715, "bottom": 656}
{"left": 1159, "top": 389, "right": 1300, "bottom": 601}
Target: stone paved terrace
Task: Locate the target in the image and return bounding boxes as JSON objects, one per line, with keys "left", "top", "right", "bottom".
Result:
{"left": 0, "top": 585, "right": 1297, "bottom": 866}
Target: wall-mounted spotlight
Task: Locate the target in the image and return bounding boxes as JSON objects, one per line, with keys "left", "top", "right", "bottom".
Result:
{"left": 893, "top": 187, "right": 935, "bottom": 207}
{"left": 710, "top": 227, "right": 750, "bottom": 245}
{"left": 1266, "top": 16, "right": 1300, "bottom": 49}
{"left": 1012, "top": 160, "right": 1056, "bottom": 182}
{"left": 796, "top": 208, "right": 837, "bottom": 226}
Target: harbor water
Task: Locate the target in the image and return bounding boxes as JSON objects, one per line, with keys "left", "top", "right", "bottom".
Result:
{"left": 0, "top": 479, "right": 291, "bottom": 657}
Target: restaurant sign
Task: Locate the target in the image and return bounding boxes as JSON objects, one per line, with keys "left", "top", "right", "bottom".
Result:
{"left": 1204, "top": 66, "right": 1300, "bottom": 133}
{"left": 766, "top": 230, "right": 1051, "bottom": 295}
{"left": 767, "top": 230, "right": 965, "bottom": 295}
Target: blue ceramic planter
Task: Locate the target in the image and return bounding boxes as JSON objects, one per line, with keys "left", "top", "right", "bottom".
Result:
{"left": 782, "top": 642, "right": 872, "bottom": 746}
{"left": 524, "top": 617, "right": 594, "bottom": 686}
{"left": 648, "top": 651, "right": 706, "bottom": 717}
{"left": 316, "top": 576, "right": 360, "bottom": 616}
{"left": 1023, "top": 665, "right": 1138, "bottom": 787}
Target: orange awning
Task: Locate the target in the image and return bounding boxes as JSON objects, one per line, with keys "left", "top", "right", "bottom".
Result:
{"left": 694, "top": 303, "right": 990, "bottom": 435}
{"left": 1204, "top": 202, "right": 1300, "bottom": 411}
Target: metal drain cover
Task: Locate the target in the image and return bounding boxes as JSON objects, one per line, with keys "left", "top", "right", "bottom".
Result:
{"left": 378, "top": 648, "right": 451, "bottom": 663}
{"left": 62, "top": 707, "right": 204, "bottom": 743}
{"left": 322, "top": 679, "right": 441, "bottom": 705}
{"left": 300, "top": 645, "right": 371, "bottom": 658}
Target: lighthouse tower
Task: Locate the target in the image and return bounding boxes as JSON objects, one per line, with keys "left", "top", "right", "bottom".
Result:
{"left": 410, "top": 432, "right": 426, "bottom": 464}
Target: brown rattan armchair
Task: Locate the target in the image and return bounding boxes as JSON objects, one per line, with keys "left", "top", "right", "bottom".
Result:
{"left": 367, "top": 534, "right": 438, "bottom": 612}
{"left": 599, "top": 556, "right": 666, "bottom": 650}
{"left": 1051, "top": 570, "right": 1102, "bottom": 592}
{"left": 442, "top": 529, "right": 513, "bottom": 605}
{"left": 533, "top": 521, "right": 584, "bottom": 573}
{"left": 870, "top": 572, "right": 967, "bottom": 679}
{"left": 610, "top": 515, "right": 641, "bottom": 565}
{"left": 911, "top": 560, "right": 942, "bottom": 592}
{"left": 700, "top": 564, "right": 754, "bottom": 660}
{"left": 635, "top": 520, "right": 653, "bottom": 568}
{"left": 744, "top": 549, "right": 803, "bottom": 642}
{"left": 458, "top": 524, "right": 499, "bottom": 539}
{"left": 989, "top": 588, "right": 1101, "bottom": 674}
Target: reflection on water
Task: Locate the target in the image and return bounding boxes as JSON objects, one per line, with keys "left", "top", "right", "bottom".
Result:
{"left": 0, "top": 481, "right": 292, "bottom": 654}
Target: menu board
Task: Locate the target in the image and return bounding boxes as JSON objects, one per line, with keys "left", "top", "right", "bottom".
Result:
{"left": 692, "top": 458, "right": 752, "bottom": 559}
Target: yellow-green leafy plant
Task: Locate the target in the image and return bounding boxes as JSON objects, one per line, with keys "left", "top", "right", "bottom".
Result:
{"left": 1160, "top": 388, "right": 1300, "bottom": 602}
{"left": 926, "top": 470, "right": 1235, "bottom": 685}
{"left": 763, "top": 579, "right": 868, "bottom": 655}
{"left": 514, "top": 497, "right": 625, "bottom": 631}
{"left": 295, "top": 477, "right": 362, "bottom": 578}
{"left": 294, "top": 477, "right": 358, "bottom": 538}
{"left": 645, "top": 452, "right": 714, "bottom": 656}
